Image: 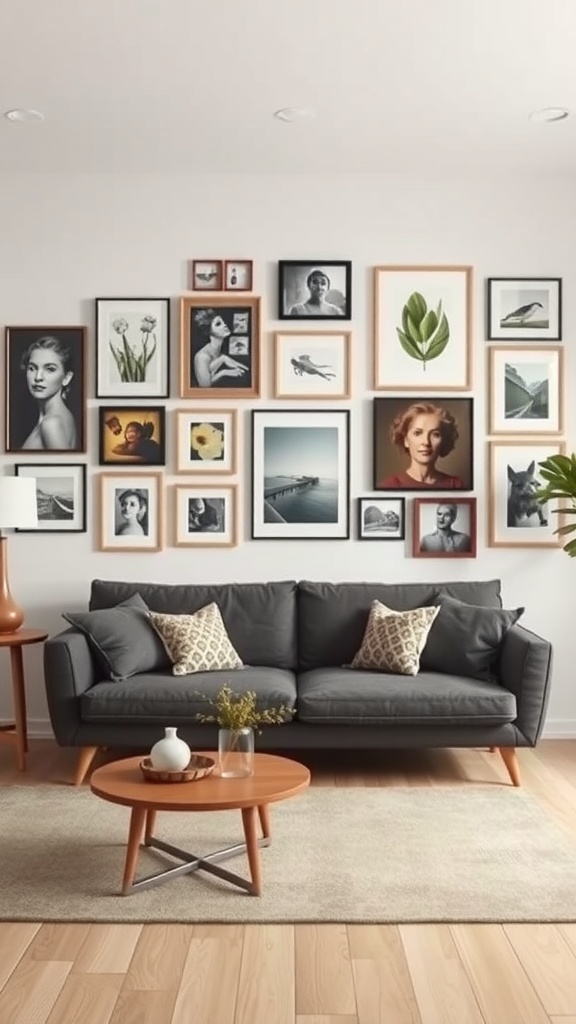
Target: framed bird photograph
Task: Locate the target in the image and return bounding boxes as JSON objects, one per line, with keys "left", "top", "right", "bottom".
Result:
{"left": 487, "top": 278, "right": 562, "bottom": 341}
{"left": 273, "top": 331, "right": 352, "bottom": 399}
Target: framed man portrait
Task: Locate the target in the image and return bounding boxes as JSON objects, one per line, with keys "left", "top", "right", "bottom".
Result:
{"left": 179, "top": 295, "right": 261, "bottom": 399}
{"left": 278, "top": 261, "right": 352, "bottom": 321}
{"left": 373, "top": 396, "right": 473, "bottom": 491}
{"left": 413, "top": 497, "right": 477, "bottom": 558}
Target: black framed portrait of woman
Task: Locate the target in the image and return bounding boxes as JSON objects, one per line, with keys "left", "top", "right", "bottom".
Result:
{"left": 373, "top": 396, "right": 474, "bottom": 491}
{"left": 5, "top": 326, "right": 86, "bottom": 453}
{"left": 278, "top": 261, "right": 352, "bottom": 321}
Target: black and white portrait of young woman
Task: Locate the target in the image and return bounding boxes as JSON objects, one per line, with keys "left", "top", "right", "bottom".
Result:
{"left": 181, "top": 297, "right": 261, "bottom": 399}
{"left": 5, "top": 326, "right": 86, "bottom": 453}
{"left": 279, "top": 261, "right": 352, "bottom": 320}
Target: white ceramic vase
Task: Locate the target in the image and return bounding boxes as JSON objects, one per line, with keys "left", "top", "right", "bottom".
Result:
{"left": 150, "top": 726, "right": 191, "bottom": 771}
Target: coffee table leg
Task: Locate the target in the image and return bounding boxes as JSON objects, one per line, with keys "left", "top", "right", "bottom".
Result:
{"left": 145, "top": 809, "right": 157, "bottom": 843}
{"left": 241, "top": 806, "right": 262, "bottom": 896}
{"left": 123, "top": 807, "right": 147, "bottom": 894}
{"left": 258, "top": 803, "right": 271, "bottom": 839}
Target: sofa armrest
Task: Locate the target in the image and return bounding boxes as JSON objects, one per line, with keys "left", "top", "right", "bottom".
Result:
{"left": 43, "top": 628, "right": 97, "bottom": 745}
{"left": 497, "top": 623, "right": 552, "bottom": 745}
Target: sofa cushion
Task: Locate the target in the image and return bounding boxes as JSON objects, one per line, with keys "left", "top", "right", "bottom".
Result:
{"left": 420, "top": 594, "right": 524, "bottom": 680}
{"left": 149, "top": 603, "right": 244, "bottom": 676}
{"left": 62, "top": 593, "right": 170, "bottom": 681}
{"left": 349, "top": 601, "right": 440, "bottom": 676}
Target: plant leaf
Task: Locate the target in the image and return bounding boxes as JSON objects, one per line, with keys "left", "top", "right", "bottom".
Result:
{"left": 406, "top": 292, "right": 427, "bottom": 323}
{"left": 397, "top": 328, "right": 425, "bottom": 360}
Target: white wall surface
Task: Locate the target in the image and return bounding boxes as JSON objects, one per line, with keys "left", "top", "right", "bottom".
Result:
{"left": 0, "top": 171, "right": 574, "bottom": 737}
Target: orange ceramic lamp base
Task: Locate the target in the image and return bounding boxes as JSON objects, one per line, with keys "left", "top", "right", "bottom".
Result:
{"left": 0, "top": 537, "right": 24, "bottom": 634}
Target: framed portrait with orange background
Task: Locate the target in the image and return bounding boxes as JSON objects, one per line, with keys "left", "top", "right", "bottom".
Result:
{"left": 373, "top": 396, "right": 473, "bottom": 492}
{"left": 98, "top": 406, "right": 166, "bottom": 467}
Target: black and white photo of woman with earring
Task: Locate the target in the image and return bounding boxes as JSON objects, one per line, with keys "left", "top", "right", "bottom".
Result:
{"left": 5, "top": 326, "right": 86, "bottom": 453}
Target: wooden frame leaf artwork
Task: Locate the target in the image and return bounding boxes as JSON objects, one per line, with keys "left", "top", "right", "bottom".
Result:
{"left": 179, "top": 295, "right": 261, "bottom": 399}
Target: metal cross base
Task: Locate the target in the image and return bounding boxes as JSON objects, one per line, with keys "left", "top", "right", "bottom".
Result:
{"left": 122, "top": 833, "right": 271, "bottom": 896}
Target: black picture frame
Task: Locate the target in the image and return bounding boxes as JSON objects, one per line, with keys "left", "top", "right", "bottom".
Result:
{"left": 486, "top": 277, "right": 562, "bottom": 341}
{"left": 358, "top": 497, "right": 405, "bottom": 540}
{"left": 14, "top": 463, "right": 87, "bottom": 533}
{"left": 373, "top": 397, "right": 474, "bottom": 491}
{"left": 278, "top": 261, "right": 352, "bottom": 320}
{"left": 5, "top": 326, "right": 86, "bottom": 454}
{"left": 98, "top": 405, "right": 166, "bottom": 466}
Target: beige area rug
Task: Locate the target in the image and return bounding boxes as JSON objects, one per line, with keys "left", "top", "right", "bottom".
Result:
{"left": 3, "top": 785, "right": 576, "bottom": 924}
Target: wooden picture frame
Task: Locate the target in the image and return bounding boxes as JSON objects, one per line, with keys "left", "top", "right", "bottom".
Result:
{"left": 358, "top": 497, "right": 405, "bottom": 540}
{"left": 413, "top": 497, "right": 477, "bottom": 558}
{"left": 191, "top": 260, "right": 223, "bottom": 291}
{"left": 99, "top": 472, "right": 163, "bottom": 552}
{"left": 98, "top": 406, "right": 166, "bottom": 466}
{"left": 273, "top": 330, "right": 352, "bottom": 399}
{"left": 175, "top": 408, "right": 238, "bottom": 474}
{"left": 278, "top": 261, "right": 352, "bottom": 320}
{"left": 5, "top": 326, "right": 86, "bottom": 453}
{"left": 373, "top": 396, "right": 474, "bottom": 491}
{"left": 373, "top": 265, "right": 472, "bottom": 391}
{"left": 487, "top": 277, "right": 562, "bottom": 341}
{"left": 179, "top": 295, "right": 261, "bottom": 399}
{"left": 174, "top": 484, "right": 238, "bottom": 547}
{"left": 488, "top": 345, "right": 564, "bottom": 435}
{"left": 488, "top": 440, "right": 566, "bottom": 548}
{"left": 224, "top": 260, "right": 253, "bottom": 291}
{"left": 95, "top": 297, "right": 170, "bottom": 399}
{"left": 14, "top": 463, "right": 87, "bottom": 533}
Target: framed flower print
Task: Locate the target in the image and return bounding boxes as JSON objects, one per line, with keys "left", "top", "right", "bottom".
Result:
{"left": 175, "top": 408, "right": 237, "bottom": 474}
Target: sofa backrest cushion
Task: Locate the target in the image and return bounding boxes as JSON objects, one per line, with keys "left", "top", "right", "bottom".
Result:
{"left": 419, "top": 593, "right": 524, "bottom": 680}
{"left": 297, "top": 579, "right": 503, "bottom": 670}
{"left": 89, "top": 579, "right": 298, "bottom": 670}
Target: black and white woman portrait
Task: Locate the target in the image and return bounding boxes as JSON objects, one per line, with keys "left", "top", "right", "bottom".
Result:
{"left": 180, "top": 297, "right": 261, "bottom": 399}
{"left": 279, "top": 261, "right": 352, "bottom": 320}
{"left": 5, "top": 326, "right": 86, "bottom": 453}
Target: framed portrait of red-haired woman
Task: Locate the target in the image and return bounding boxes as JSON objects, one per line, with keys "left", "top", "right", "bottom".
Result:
{"left": 373, "top": 396, "right": 473, "bottom": 491}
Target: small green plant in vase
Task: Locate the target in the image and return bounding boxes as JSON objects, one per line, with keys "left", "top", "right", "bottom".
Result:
{"left": 536, "top": 453, "right": 576, "bottom": 555}
{"left": 195, "top": 684, "right": 294, "bottom": 778}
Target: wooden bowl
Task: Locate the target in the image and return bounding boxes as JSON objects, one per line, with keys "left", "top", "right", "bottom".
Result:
{"left": 139, "top": 754, "right": 216, "bottom": 783}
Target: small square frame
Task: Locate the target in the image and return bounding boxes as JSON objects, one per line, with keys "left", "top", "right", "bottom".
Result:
{"left": 488, "top": 440, "right": 566, "bottom": 548}
{"left": 175, "top": 408, "right": 238, "bottom": 474}
{"left": 413, "top": 497, "right": 477, "bottom": 558}
{"left": 180, "top": 295, "right": 261, "bottom": 398}
{"left": 274, "top": 330, "right": 352, "bottom": 399}
{"left": 358, "top": 497, "right": 405, "bottom": 540}
{"left": 278, "top": 260, "right": 352, "bottom": 320}
{"left": 488, "top": 345, "right": 564, "bottom": 435}
{"left": 191, "top": 260, "right": 223, "bottom": 291}
{"left": 95, "top": 297, "right": 170, "bottom": 399}
{"left": 487, "top": 278, "right": 562, "bottom": 341}
{"left": 14, "top": 463, "right": 87, "bottom": 533}
{"left": 174, "top": 484, "right": 238, "bottom": 547}
{"left": 98, "top": 406, "right": 166, "bottom": 466}
{"left": 99, "top": 471, "right": 163, "bottom": 552}
{"left": 224, "top": 260, "right": 253, "bottom": 291}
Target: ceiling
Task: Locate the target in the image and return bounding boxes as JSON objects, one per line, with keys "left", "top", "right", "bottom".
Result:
{"left": 0, "top": 0, "right": 574, "bottom": 175}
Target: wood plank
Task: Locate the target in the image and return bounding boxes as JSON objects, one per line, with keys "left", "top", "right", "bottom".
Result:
{"left": 121, "top": 924, "right": 193, "bottom": 991}
{"left": 0, "top": 959, "right": 72, "bottom": 1024}
{"left": 72, "top": 924, "right": 143, "bottom": 974}
{"left": 235, "top": 925, "right": 295, "bottom": 1024}
{"left": 172, "top": 924, "right": 244, "bottom": 1024}
{"left": 504, "top": 924, "right": 576, "bottom": 1015}
{"left": 347, "top": 924, "right": 421, "bottom": 1024}
{"left": 109, "top": 990, "right": 177, "bottom": 1024}
{"left": 295, "top": 924, "right": 356, "bottom": 1015}
{"left": 400, "top": 924, "right": 485, "bottom": 1023}
{"left": 0, "top": 922, "right": 41, "bottom": 989}
{"left": 45, "top": 973, "right": 123, "bottom": 1024}
{"left": 28, "top": 923, "right": 92, "bottom": 962}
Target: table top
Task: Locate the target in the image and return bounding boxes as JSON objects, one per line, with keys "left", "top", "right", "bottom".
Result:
{"left": 90, "top": 753, "right": 311, "bottom": 812}
{"left": 0, "top": 628, "right": 48, "bottom": 648}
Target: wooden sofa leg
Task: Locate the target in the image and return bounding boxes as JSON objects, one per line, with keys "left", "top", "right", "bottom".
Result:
{"left": 498, "top": 746, "right": 521, "bottom": 787}
{"left": 74, "top": 746, "right": 100, "bottom": 786}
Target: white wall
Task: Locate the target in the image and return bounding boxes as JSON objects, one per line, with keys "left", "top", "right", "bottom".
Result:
{"left": 0, "top": 171, "right": 574, "bottom": 737}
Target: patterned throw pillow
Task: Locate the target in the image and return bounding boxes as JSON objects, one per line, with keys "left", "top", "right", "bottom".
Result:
{"left": 349, "top": 600, "right": 440, "bottom": 676}
{"left": 148, "top": 603, "right": 244, "bottom": 676}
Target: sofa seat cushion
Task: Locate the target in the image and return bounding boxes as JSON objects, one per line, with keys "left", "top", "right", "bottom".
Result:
{"left": 297, "top": 668, "right": 517, "bottom": 726}
{"left": 80, "top": 667, "right": 297, "bottom": 723}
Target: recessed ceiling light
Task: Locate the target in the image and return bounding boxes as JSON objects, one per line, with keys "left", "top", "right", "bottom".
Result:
{"left": 274, "top": 107, "right": 315, "bottom": 123}
{"left": 4, "top": 108, "right": 45, "bottom": 123}
{"left": 529, "top": 107, "right": 570, "bottom": 123}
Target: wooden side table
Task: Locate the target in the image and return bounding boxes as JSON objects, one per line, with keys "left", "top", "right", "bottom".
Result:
{"left": 0, "top": 629, "right": 48, "bottom": 771}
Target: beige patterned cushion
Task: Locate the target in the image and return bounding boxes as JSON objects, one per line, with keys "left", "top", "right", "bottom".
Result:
{"left": 148, "top": 603, "right": 243, "bottom": 676}
{"left": 349, "top": 600, "right": 440, "bottom": 676}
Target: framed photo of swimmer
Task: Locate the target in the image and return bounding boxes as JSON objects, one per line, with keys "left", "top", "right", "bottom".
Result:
{"left": 98, "top": 472, "right": 163, "bottom": 552}
{"left": 278, "top": 261, "right": 352, "bottom": 321}
{"left": 358, "top": 497, "right": 405, "bottom": 541}
{"left": 98, "top": 405, "right": 166, "bottom": 466}
{"left": 179, "top": 295, "right": 261, "bottom": 399}
{"left": 174, "top": 484, "right": 238, "bottom": 548}
{"left": 373, "top": 397, "right": 474, "bottom": 492}
{"left": 488, "top": 440, "right": 566, "bottom": 548}
{"left": 488, "top": 345, "right": 564, "bottom": 436}
{"left": 251, "top": 409, "right": 350, "bottom": 540}
{"left": 412, "top": 497, "right": 477, "bottom": 558}
{"left": 14, "top": 463, "right": 87, "bottom": 533}
{"left": 95, "top": 297, "right": 170, "bottom": 399}
{"left": 4, "top": 325, "right": 87, "bottom": 454}
{"left": 273, "top": 331, "right": 352, "bottom": 400}
{"left": 487, "top": 278, "right": 562, "bottom": 341}
{"left": 175, "top": 408, "right": 238, "bottom": 475}
{"left": 374, "top": 265, "right": 472, "bottom": 391}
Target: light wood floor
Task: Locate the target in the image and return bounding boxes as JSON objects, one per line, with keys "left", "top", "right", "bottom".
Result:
{"left": 1, "top": 739, "right": 576, "bottom": 1024}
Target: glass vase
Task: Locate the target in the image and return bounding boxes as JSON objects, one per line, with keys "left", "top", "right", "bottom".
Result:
{"left": 218, "top": 726, "right": 254, "bottom": 778}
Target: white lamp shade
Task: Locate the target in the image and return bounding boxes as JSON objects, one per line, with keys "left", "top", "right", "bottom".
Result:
{"left": 0, "top": 477, "right": 38, "bottom": 529}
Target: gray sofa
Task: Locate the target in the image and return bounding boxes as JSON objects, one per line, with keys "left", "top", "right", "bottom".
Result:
{"left": 43, "top": 577, "right": 552, "bottom": 785}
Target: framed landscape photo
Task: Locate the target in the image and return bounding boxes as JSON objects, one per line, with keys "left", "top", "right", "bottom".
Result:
{"left": 487, "top": 278, "right": 562, "bottom": 341}
{"left": 413, "top": 497, "right": 477, "bottom": 558}
{"left": 99, "top": 472, "right": 163, "bottom": 552}
{"left": 252, "top": 409, "right": 350, "bottom": 540}
{"left": 224, "top": 260, "right": 253, "bottom": 291}
{"left": 5, "top": 326, "right": 86, "bottom": 454}
{"left": 373, "top": 396, "right": 474, "bottom": 491}
{"left": 358, "top": 497, "right": 405, "bottom": 541}
{"left": 374, "top": 265, "right": 472, "bottom": 390}
{"left": 98, "top": 406, "right": 166, "bottom": 466}
{"left": 95, "top": 297, "right": 170, "bottom": 399}
{"left": 191, "top": 260, "right": 223, "bottom": 291}
{"left": 488, "top": 440, "right": 566, "bottom": 548}
{"left": 179, "top": 295, "right": 260, "bottom": 399}
{"left": 488, "top": 345, "right": 563, "bottom": 435}
{"left": 278, "top": 261, "right": 351, "bottom": 320}
{"left": 174, "top": 484, "right": 238, "bottom": 547}
{"left": 14, "top": 463, "right": 86, "bottom": 533}
{"left": 274, "top": 330, "right": 352, "bottom": 399}
{"left": 175, "top": 408, "right": 237, "bottom": 474}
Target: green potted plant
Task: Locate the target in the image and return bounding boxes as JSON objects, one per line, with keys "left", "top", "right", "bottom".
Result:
{"left": 536, "top": 453, "right": 576, "bottom": 555}
{"left": 195, "top": 684, "right": 294, "bottom": 778}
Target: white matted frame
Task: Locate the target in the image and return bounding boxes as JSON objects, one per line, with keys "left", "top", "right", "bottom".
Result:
{"left": 358, "top": 497, "right": 405, "bottom": 540}
{"left": 95, "top": 298, "right": 170, "bottom": 398}
{"left": 374, "top": 265, "right": 472, "bottom": 391}
{"left": 174, "top": 484, "right": 238, "bottom": 547}
{"left": 488, "top": 440, "right": 566, "bottom": 548}
{"left": 175, "top": 408, "right": 238, "bottom": 475}
{"left": 487, "top": 278, "right": 562, "bottom": 341}
{"left": 274, "top": 331, "right": 351, "bottom": 399}
{"left": 99, "top": 472, "right": 163, "bottom": 552}
{"left": 488, "top": 345, "right": 563, "bottom": 435}
{"left": 15, "top": 463, "right": 86, "bottom": 533}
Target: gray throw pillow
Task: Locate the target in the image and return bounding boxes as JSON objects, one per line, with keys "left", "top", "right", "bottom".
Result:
{"left": 63, "top": 592, "right": 170, "bottom": 680}
{"left": 419, "top": 593, "right": 524, "bottom": 680}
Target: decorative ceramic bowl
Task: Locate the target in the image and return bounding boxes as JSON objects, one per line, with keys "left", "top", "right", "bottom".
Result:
{"left": 139, "top": 754, "right": 215, "bottom": 783}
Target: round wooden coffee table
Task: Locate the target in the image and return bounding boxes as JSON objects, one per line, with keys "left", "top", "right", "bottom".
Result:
{"left": 90, "top": 752, "right": 310, "bottom": 896}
